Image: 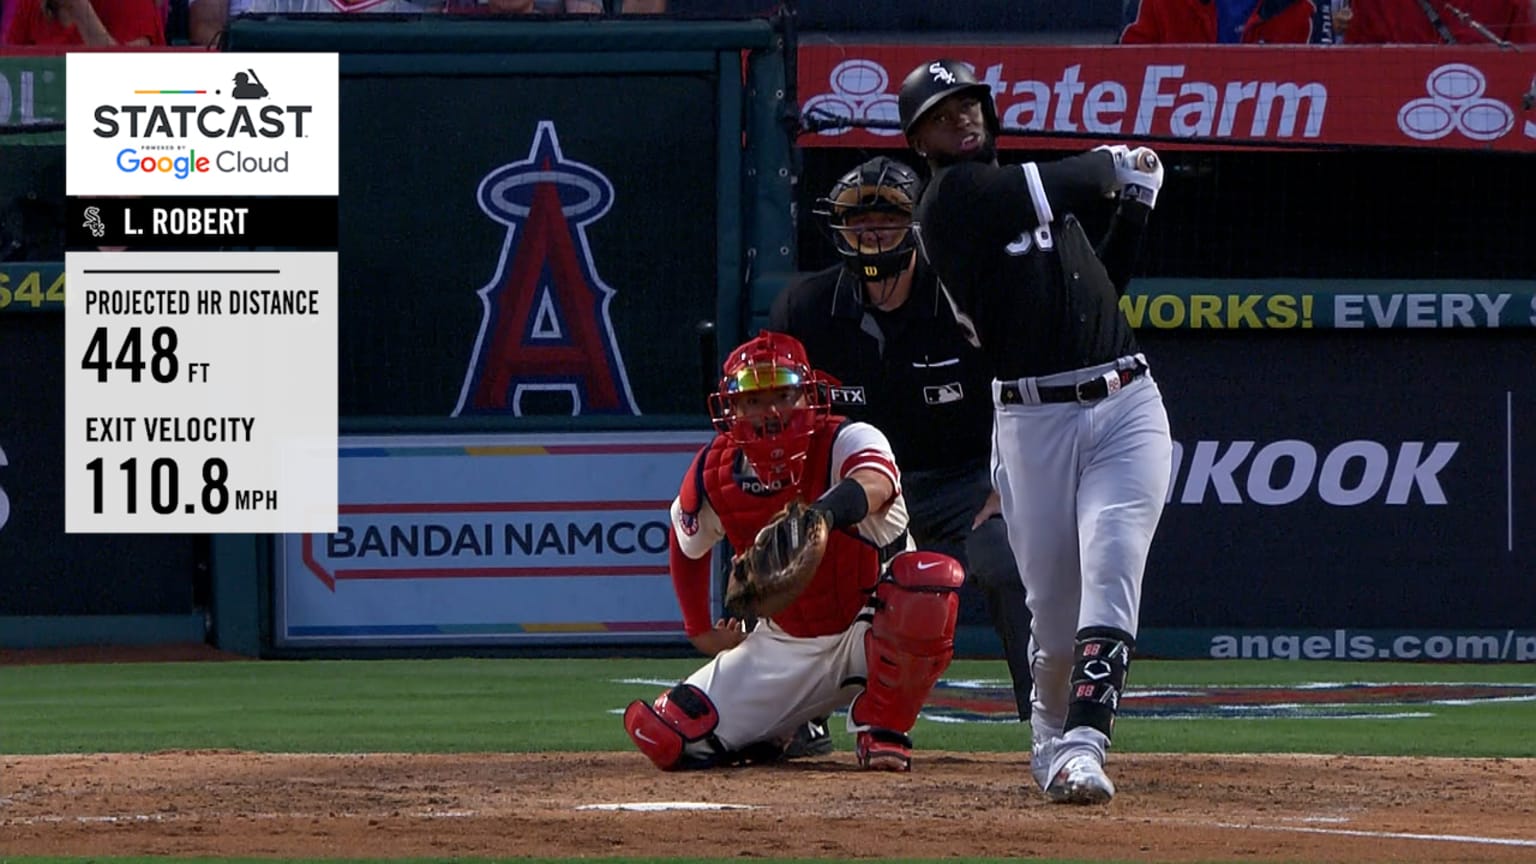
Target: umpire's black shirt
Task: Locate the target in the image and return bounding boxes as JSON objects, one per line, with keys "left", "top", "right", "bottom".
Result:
{"left": 769, "top": 262, "right": 993, "bottom": 474}
{"left": 914, "top": 151, "right": 1149, "bottom": 381}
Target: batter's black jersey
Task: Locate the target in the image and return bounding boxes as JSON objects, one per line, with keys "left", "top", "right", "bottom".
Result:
{"left": 913, "top": 150, "right": 1151, "bottom": 381}
{"left": 769, "top": 262, "right": 994, "bottom": 474}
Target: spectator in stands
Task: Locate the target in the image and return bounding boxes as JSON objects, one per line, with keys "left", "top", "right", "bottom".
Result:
{"left": 1336, "top": 0, "right": 1531, "bottom": 44}
{"left": 446, "top": 0, "right": 666, "bottom": 12}
{"left": 444, "top": 0, "right": 534, "bottom": 10}
{"left": 244, "top": 0, "right": 442, "bottom": 8}
{"left": 1330, "top": 0, "right": 1354, "bottom": 36}
{"left": 188, "top": 0, "right": 446, "bottom": 46}
{"left": 1120, "top": 0, "right": 1317, "bottom": 42}
{"left": 452, "top": 0, "right": 603, "bottom": 12}
{"left": 4, "top": 0, "right": 165, "bottom": 45}
{"left": 525, "top": 0, "right": 600, "bottom": 11}
{"left": 2, "top": 1, "right": 18, "bottom": 46}
{"left": 187, "top": 0, "right": 222, "bottom": 44}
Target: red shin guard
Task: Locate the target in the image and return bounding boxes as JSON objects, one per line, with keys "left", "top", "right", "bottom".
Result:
{"left": 850, "top": 551, "right": 964, "bottom": 734}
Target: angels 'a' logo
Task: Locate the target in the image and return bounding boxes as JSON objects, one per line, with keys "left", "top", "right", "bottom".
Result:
{"left": 454, "top": 121, "right": 639, "bottom": 417}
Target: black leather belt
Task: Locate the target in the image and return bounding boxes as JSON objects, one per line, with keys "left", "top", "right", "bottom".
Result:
{"left": 999, "top": 363, "right": 1147, "bottom": 405}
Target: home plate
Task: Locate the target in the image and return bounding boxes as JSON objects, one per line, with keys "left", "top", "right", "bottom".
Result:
{"left": 576, "top": 802, "right": 757, "bottom": 812}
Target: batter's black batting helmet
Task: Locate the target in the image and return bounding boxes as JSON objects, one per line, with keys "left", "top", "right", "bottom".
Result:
{"left": 898, "top": 59, "right": 1000, "bottom": 139}
{"left": 811, "top": 156, "right": 922, "bottom": 289}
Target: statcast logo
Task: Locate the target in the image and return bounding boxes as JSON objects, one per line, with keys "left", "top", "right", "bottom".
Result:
{"left": 93, "top": 69, "right": 308, "bottom": 179}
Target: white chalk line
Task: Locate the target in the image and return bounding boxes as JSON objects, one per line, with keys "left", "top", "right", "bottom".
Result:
{"left": 1151, "top": 814, "right": 1536, "bottom": 848}
{"left": 576, "top": 802, "right": 756, "bottom": 812}
{"left": 1214, "top": 821, "right": 1536, "bottom": 848}
{"left": 9, "top": 807, "right": 1532, "bottom": 849}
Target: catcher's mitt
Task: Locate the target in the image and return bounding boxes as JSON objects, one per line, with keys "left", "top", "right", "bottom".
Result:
{"left": 725, "top": 498, "right": 830, "bottom": 619}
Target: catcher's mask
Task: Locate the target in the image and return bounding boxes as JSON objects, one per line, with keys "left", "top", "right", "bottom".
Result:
{"left": 812, "top": 157, "right": 922, "bottom": 305}
{"left": 708, "top": 331, "right": 829, "bottom": 486}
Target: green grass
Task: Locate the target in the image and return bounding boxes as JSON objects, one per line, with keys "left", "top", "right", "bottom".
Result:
{"left": 2, "top": 657, "right": 1533, "bottom": 757}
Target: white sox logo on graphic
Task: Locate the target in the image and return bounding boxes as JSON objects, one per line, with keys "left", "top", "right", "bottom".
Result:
{"left": 454, "top": 121, "right": 638, "bottom": 417}
{"left": 1397, "top": 63, "right": 1514, "bottom": 142}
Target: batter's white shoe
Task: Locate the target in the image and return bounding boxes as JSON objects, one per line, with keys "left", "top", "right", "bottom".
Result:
{"left": 1045, "top": 753, "right": 1115, "bottom": 805}
{"left": 1029, "top": 735, "right": 1057, "bottom": 791}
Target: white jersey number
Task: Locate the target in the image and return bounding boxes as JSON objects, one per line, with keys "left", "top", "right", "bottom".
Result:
{"left": 1006, "top": 224, "right": 1054, "bottom": 256}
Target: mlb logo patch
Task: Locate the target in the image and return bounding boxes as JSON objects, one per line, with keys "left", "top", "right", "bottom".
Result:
{"left": 923, "top": 383, "right": 963, "bottom": 404}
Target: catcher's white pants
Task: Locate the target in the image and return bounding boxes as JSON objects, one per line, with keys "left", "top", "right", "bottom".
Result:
{"left": 989, "top": 358, "right": 1172, "bottom": 757}
{"left": 681, "top": 616, "right": 870, "bottom": 757}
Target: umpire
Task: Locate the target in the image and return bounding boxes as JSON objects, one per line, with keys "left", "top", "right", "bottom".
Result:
{"left": 770, "top": 156, "right": 1034, "bottom": 722}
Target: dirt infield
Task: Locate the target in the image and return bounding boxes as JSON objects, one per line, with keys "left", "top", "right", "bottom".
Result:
{"left": 4, "top": 645, "right": 1533, "bottom": 861}
{"left": 3, "top": 750, "right": 1534, "bottom": 862}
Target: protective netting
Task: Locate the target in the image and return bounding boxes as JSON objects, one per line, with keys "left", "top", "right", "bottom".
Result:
{"left": 798, "top": 145, "right": 1536, "bottom": 280}
{"left": 792, "top": 42, "right": 1536, "bottom": 280}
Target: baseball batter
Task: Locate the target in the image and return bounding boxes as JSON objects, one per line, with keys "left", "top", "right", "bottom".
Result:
{"left": 624, "top": 331, "right": 965, "bottom": 772}
{"left": 897, "top": 59, "right": 1174, "bottom": 804}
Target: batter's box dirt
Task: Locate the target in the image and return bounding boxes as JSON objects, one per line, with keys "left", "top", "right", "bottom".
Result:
{"left": 3, "top": 752, "right": 1534, "bottom": 862}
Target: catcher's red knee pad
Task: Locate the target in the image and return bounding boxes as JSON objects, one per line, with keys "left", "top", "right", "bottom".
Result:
{"left": 850, "top": 551, "right": 963, "bottom": 734}
{"left": 624, "top": 683, "right": 721, "bottom": 771}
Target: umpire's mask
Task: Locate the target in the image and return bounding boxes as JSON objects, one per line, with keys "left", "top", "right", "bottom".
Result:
{"left": 813, "top": 157, "right": 922, "bottom": 304}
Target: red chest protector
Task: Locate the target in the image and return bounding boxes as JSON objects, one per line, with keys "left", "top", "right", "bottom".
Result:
{"left": 680, "top": 416, "right": 884, "bottom": 638}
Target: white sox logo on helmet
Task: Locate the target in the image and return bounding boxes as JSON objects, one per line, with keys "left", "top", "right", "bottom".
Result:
{"left": 928, "top": 62, "right": 956, "bottom": 85}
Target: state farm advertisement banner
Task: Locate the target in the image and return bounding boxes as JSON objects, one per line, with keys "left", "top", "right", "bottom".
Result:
{"left": 797, "top": 45, "right": 1536, "bottom": 152}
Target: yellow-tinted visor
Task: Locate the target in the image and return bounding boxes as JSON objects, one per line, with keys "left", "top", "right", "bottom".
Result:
{"left": 724, "top": 364, "right": 805, "bottom": 394}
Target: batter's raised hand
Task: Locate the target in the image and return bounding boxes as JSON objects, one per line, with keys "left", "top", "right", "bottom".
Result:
{"left": 1119, "top": 147, "right": 1165, "bottom": 209}
{"left": 1091, "top": 145, "right": 1132, "bottom": 197}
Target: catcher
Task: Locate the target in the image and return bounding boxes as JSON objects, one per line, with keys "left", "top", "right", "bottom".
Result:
{"left": 623, "top": 331, "right": 964, "bottom": 772}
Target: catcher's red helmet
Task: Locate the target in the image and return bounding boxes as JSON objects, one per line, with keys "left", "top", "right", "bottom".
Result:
{"left": 708, "top": 331, "right": 829, "bottom": 486}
